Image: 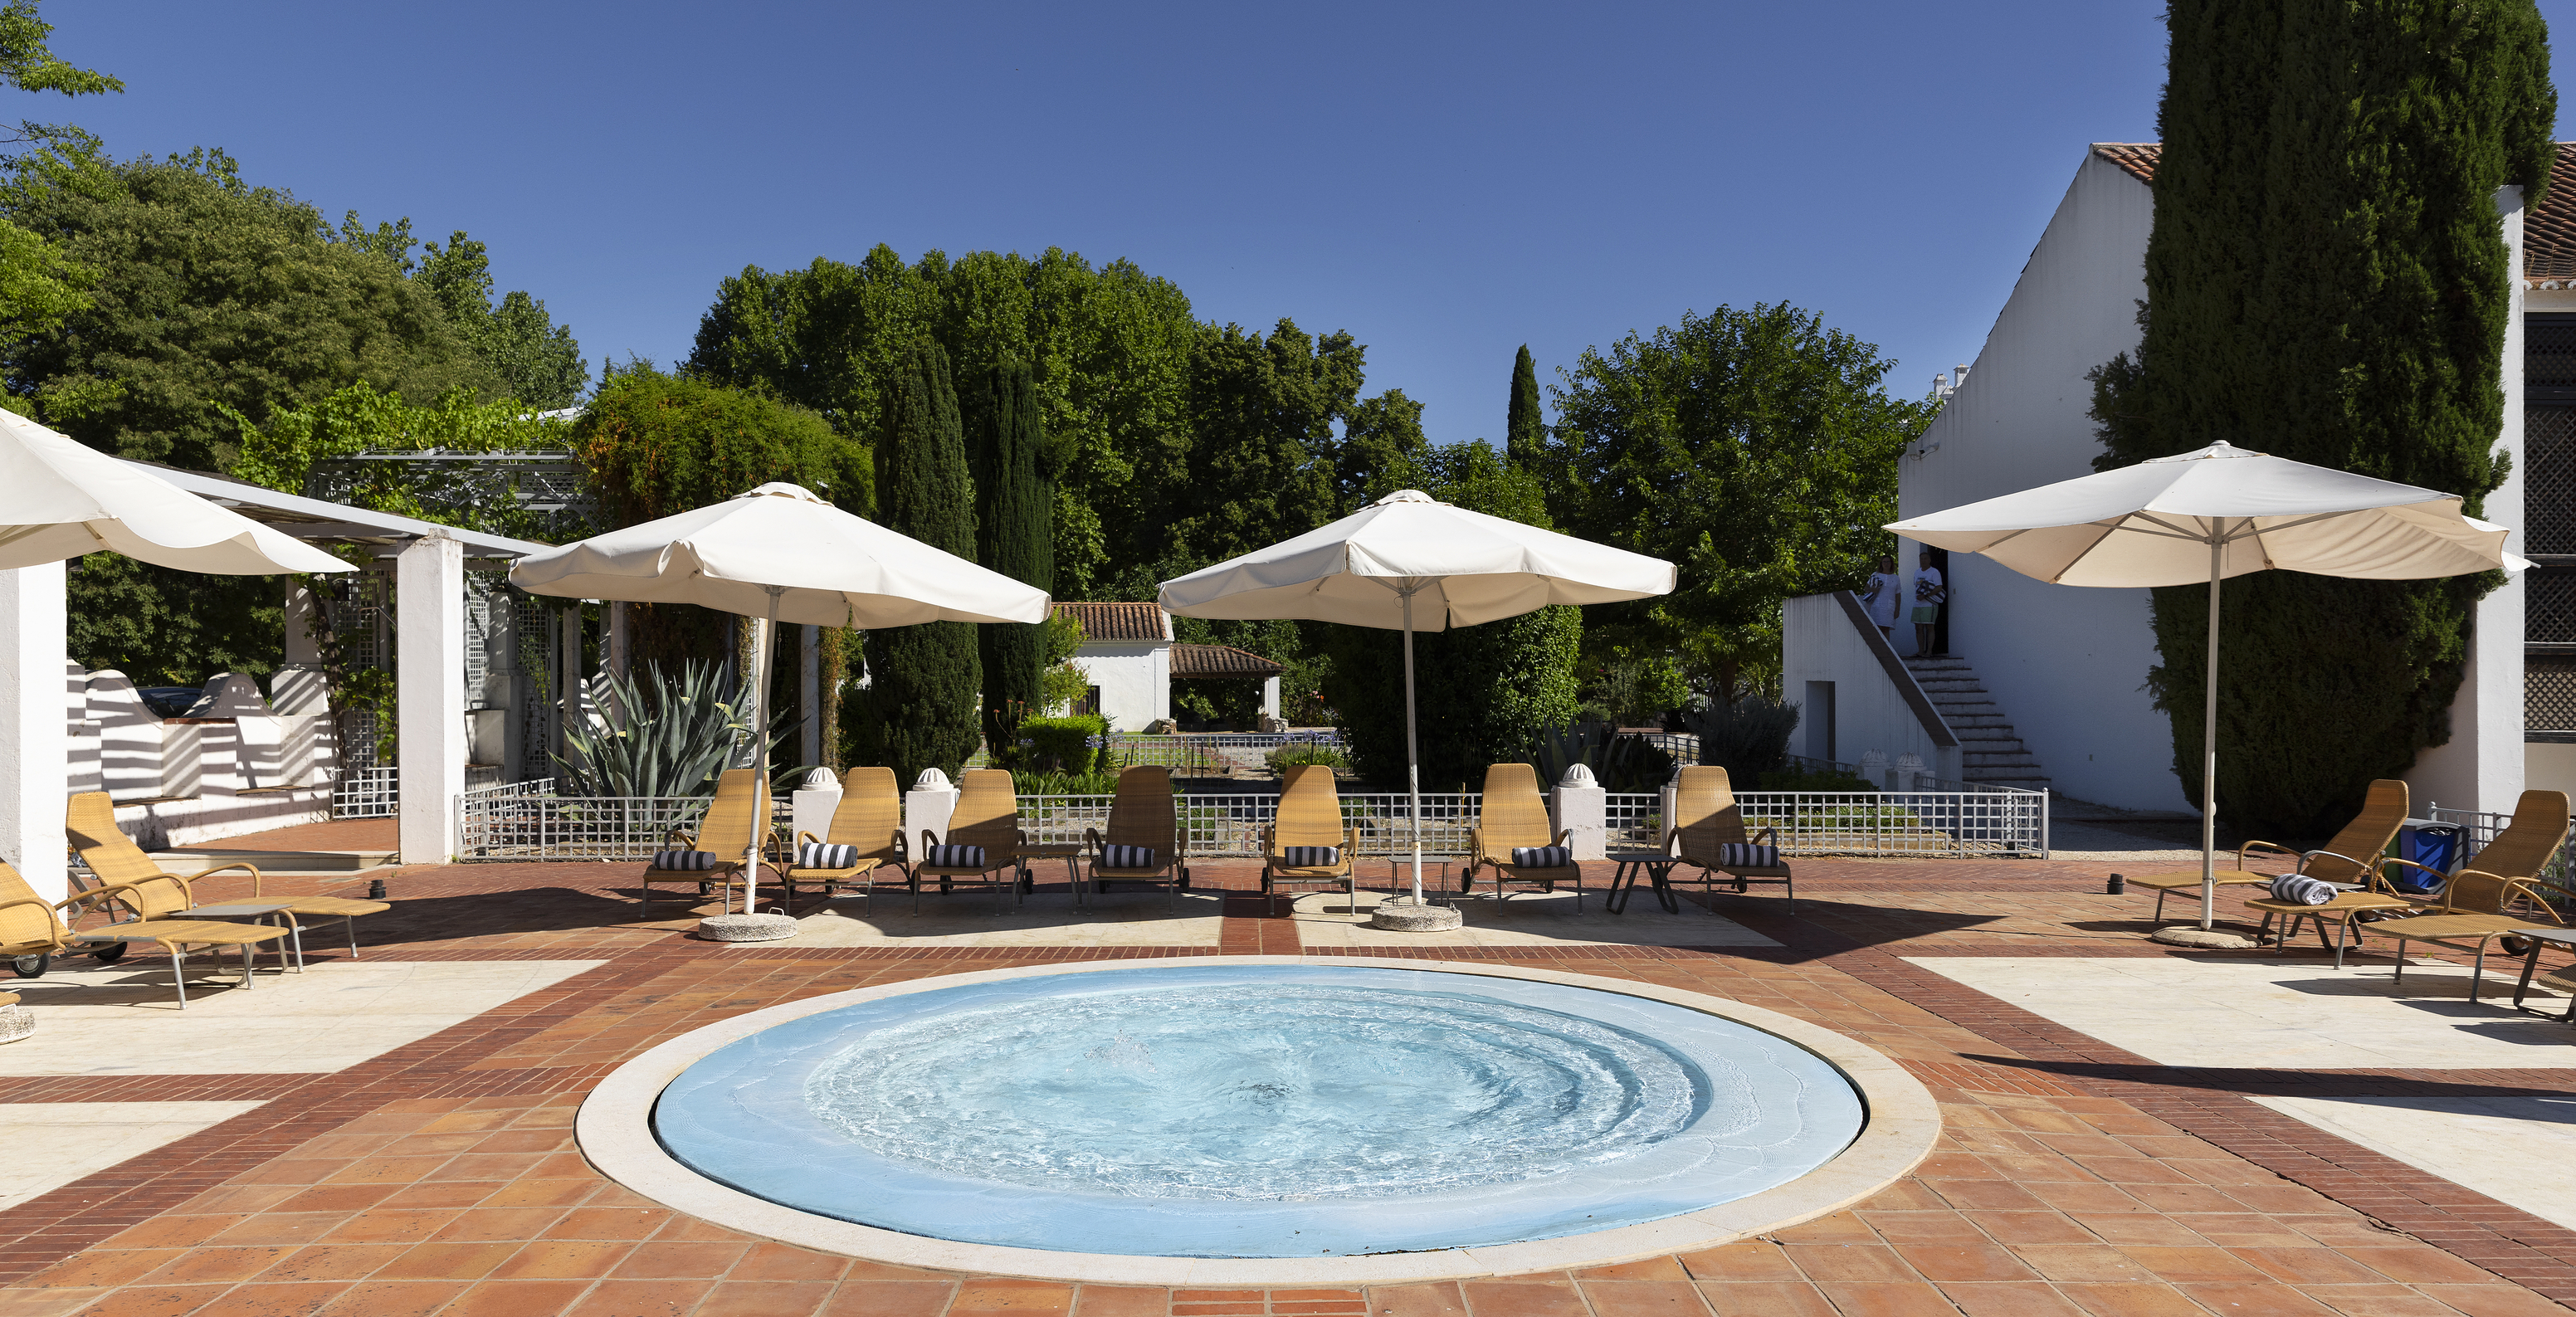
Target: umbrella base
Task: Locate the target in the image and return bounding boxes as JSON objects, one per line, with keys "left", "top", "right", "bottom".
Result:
{"left": 1370, "top": 897, "right": 1463, "bottom": 933}
{"left": 698, "top": 913, "right": 798, "bottom": 943}
{"left": 2150, "top": 925, "right": 2261, "bottom": 949}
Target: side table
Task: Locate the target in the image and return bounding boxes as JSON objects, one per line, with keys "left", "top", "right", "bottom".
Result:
{"left": 1605, "top": 850, "right": 1680, "bottom": 915}
{"left": 1020, "top": 844, "right": 1086, "bottom": 907}
{"left": 183, "top": 901, "right": 306, "bottom": 972}
{"left": 2510, "top": 927, "right": 2576, "bottom": 1021}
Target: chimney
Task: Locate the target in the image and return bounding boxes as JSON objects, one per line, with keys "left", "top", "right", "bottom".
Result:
{"left": 1953, "top": 363, "right": 1971, "bottom": 389}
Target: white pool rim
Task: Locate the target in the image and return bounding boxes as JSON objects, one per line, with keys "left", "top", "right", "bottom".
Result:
{"left": 576, "top": 955, "right": 1940, "bottom": 1286}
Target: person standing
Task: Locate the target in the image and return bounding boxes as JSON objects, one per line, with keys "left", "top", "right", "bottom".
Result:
{"left": 1861, "top": 554, "right": 1901, "bottom": 642}
{"left": 1912, "top": 549, "right": 1945, "bottom": 656}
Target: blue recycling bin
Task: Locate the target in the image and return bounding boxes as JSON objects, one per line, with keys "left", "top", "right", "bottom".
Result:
{"left": 2388, "top": 821, "right": 2463, "bottom": 895}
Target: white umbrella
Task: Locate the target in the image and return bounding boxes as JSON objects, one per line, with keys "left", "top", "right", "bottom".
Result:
{"left": 0, "top": 410, "right": 354, "bottom": 574}
{"left": 510, "top": 482, "right": 1051, "bottom": 915}
{"left": 1887, "top": 440, "right": 2531, "bottom": 929}
{"left": 1159, "top": 490, "right": 1676, "bottom": 909}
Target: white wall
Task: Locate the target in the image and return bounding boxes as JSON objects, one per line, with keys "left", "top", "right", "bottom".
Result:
{"left": 1896, "top": 149, "right": 2189, "bottom": 812}
{"left": 2408, "top": 186, "right": 2531, "bottom": 817}
{"left": 1782, "top": 594, "right": 1961, "bottom": 782}
{"left": 2530, "top": 743, "right": 2576, "bottom": 801}
{"left": 1069, "top": 642, "right": 1169, "bottom": 732}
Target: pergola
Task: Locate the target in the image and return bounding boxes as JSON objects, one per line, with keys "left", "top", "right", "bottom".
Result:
{"left": 0, "top": 465, "right": 554, "bottom": 899}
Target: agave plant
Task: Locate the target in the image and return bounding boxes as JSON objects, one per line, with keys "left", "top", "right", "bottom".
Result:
{"left": 1680, "top": 695, "right": 1801, "bottom": 785}
{"left": 555, "top": 659, "right": 800, "bottom": 799}
{"left": 1530, "top": 720, "right": 1676, "bottom": 793}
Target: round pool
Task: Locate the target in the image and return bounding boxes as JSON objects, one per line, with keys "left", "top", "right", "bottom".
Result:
{"left": 651, "top": 963, "right": 1865, "bottom": 1257}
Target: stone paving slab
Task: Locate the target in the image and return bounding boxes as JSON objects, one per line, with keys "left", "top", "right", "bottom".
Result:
{"left": 0, "top": 856, "right": 2572, "bottom": 1313}
{"left": 0, "top": 1103, "right": 265, "bottom": 1212}
{"left": 2256, "top": 1094, "right": 2576, "bottom": 1233}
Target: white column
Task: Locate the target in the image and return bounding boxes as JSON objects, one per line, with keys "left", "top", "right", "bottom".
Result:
{"left": 905, "top": 769, "right": 959, "bottom": 846}
{"left": 0, "top": 563, "right": 67, "bottom": 901}
{"left": 1261, "top": 676, "right": 1281, "bottom": 720}
{"left": 398, "top": 533, "right": 466, "bottom": 866}
{"left": 800, "top": 625, "right": 822, "bottom": 766}
{"left": 1550, "top": 767, "right": 1608, "bottom": 861}
{"left": 558, "top": 603, "right": 583, "bottom": 776}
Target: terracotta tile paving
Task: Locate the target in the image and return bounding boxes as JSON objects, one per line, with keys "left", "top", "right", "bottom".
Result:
{"left": 5, "top": 855, "right": 2576, "bottom": 1313}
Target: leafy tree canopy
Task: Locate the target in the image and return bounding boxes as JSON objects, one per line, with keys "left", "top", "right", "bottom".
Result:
{"left": 418, "top": 231, "right": 588, "bottom": 408}
{"left": 1542, "top": 303, "right": 1929, "bottom": 704}
{"left": 0, "top": 148, "right": 494, "bottom": 471}
{"left": 228, "top": 381, "right": 575, "bottom": 540}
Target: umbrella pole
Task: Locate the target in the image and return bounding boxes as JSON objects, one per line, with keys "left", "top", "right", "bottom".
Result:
{"left": 1403, "top": 586, "right": 1423, "bottom": 907}
{"left": 2201, "top": 526, "right": 2222, "bottom": 930}
{"left": 744, "top": 584, "right": 784, "bottom": 915}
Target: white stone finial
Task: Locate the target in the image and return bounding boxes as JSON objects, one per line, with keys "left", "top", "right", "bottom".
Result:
{"left": 1559, "top": 763, "right": 1598, "bottom": 788}
{"left": 914, "top": 768, "right": 951, "bottom": 791}
{"left": 801, "top": 768, "right": 838, "bottom": 790}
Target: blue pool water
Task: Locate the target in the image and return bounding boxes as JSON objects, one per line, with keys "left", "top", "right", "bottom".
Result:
{"left": 651, "top": 965, "right": 1864, "bottom": 1257}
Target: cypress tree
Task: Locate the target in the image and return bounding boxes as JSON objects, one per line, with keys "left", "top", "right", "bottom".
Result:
{"left": 854, "top": 342, "right": 983, "bottom": 781}
{"left": 2091, "top": 0, "right": 2553, "bottom": 836}
{"left": 976, "top": 359, "right": 1052, "bottom": 748}
{"left": 1506, "top": 344, "right": 1545, "bottom": 469}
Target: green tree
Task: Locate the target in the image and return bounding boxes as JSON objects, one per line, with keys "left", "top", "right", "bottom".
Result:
{"left": 687, "top": 246, "right": 1198, "bottom": 594}
{"left": 1544, "top": 303, "right": 1929, "bottom": 705}
{"left": 1175, "top": 319, "right": 1361, "bottom": 563}
{"left": 1322, "top": 442, "right": 1579, "bottom": 788}
{"left": 572, "top": 363, "right": 849, "bottom": 667}
{"left": 1335, "top": 387, "right": 1432, "bottom": 511}
{"left": 974, "top": 358, "right": 1051, "bottom": 751}
{"left": 850, "top": 343, "right": 982, "bottom": 781}
{"left": 1, "top": 149, "right": 491, "bottom": 471}
{"left": 1505, "top": 344, "right": 1545, "bottom": 469}
{"left": 0, "top": 0, "right": 117, "bottom": 156}
{"left": 417, "top": 231, "right": 588, "bottom": 408}
{"left": 2088, "top": 0, "right": 2553, "bottom": 837}
{"left": 0, "top": 1, "right": 117, "bottom": 371}
{"left": 227, "top": 381, "right": 576, "bottom": 539}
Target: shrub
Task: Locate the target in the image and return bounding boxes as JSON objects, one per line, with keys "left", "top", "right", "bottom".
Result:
{"left": 1681, "top": 695, "right": 1799, "bottom": 784}
{"left": 1756, "top": 766, "right": 1876, "bottom": 793}
{"left": 1019, "top": 714, "right": 1107, "bottom": 774}
{"left": 1012, "top": 768, "right": 1125, "bottom": 796}
{"left": 1265, "top": 744, "right": 1349, "bottom": 776}
{"left": 1530, "top": 721, "right": 1675, "bottom": 793}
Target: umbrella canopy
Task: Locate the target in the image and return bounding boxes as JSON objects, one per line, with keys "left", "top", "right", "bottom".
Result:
{"left": 1160, "top": 490, "right": 1675, "bottom": 629}
{"left": 1887, "top": 441, "right": 2529, "bottom": 929}
{"left": 511, "top": 483, "right": 1050, "bottom": 924}
{"left": 509, "top": 482, "right": 1049, "bottom": 627}
{"left": 0, "top": 410, "right": 354, "bottom": 575}
{"left": 1887, "top": 441, "right": 2529, "bottom": 586}
{"left": 1160, "top": 490, "right": 1676, "bottom": 908}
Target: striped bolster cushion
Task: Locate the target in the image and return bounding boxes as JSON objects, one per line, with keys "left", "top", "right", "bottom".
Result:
{"left": 922, "top": 843, "right": 988, "bottom": 868}
{"left": 1510, "top": 846, "right": 1573, "bottom": 867}
{"left": 1281, "top": 845, "right": 1340, "bottom": 867}
{"left": 1100, "top": 844, "right": 1157, "bottom": 870}
{"left": 649, "top": 849, "right": 715, "bottom": 871}
{"left": 2269, "top": 874, "right": 2339, "bottom": 905}
{"left": 798, "top": 841, "right": 860, "bottom": 870}
{"left": 1716, "top": 842, "right": 1781, "bottom": 868}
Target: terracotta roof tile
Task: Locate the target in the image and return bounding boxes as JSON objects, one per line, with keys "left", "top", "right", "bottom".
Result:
{"left": 2526, "top": 143, "right": 2576, "bottom": 280}
{"left": 1169, "top": 644, "right": 1283, "bottom": 679}
{"left": 1051, "top": 602, "right": 1168, "bottom": 643}
{"left": 2091, "top": 142, "right": 2159, "bottom": 184}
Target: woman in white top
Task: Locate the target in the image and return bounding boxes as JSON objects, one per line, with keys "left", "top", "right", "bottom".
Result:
{"left": 1913, "top": 549, "right": 1945, "bottom": 656}
{"left": 1861, "top": 554, "right": 1900, "bottom": 641}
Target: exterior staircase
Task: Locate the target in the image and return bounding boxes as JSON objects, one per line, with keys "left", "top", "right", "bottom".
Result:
{"left": 1902, "top": 654, "right": 2052, "bottom": 792}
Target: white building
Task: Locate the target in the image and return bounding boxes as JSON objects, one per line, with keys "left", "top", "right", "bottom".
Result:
{"left": 1788, "top": 141, "right": 2566, "bottom": 817}
{"left": 1050, "top": 602, "right": 1286, "bottom": 731}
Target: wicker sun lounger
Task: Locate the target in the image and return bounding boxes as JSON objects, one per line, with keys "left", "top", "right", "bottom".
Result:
{"left": 7, "top": 861, "right": 292, "bottom": 1007}
{"left": 1261, "top": 764, "right": 1357, "bottom": 903}
{"left": 645, "top": 768, "right": 769, "bottom": 912}
{"left": 913, "top": 769, "right": 1028, "bottom": 915}
{"left": 1086, "top": 767, "right": 1189, "bottom": 909}
{"left": 781, "top": 767, "right": 910, "bottom": 910}
{"left": 67, "top": 792, "right": 388, "bottom": 958}
{"left": 1666, "top": 766, "right": 1794, "bottom": 911}
{"left": 2148, "top": 778, "right": 2410, "bottom": 923}
{"left": 1461, "top": 763, "right": 1582, "bottom": 911}
{"left": 2369, "top": 791, "right": 2574, "bottom": 1001}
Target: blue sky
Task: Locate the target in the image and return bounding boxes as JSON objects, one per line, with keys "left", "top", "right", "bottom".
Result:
{"left": 47, "top": 2, "right": 2576, "bottom": 446}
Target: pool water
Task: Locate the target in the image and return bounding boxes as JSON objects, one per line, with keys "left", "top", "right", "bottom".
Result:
{"left": 652, "top": 965, "right": 1863, "bottom": 1256}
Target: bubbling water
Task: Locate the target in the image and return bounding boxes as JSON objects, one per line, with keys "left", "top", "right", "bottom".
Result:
{"left": 802, "top": 983, "right": 1738, "bottom": 1200}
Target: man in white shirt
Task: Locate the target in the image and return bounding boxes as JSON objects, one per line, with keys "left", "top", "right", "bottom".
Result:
{"left": 1912, "top": 549, "right": 1945, "bottom": 656}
